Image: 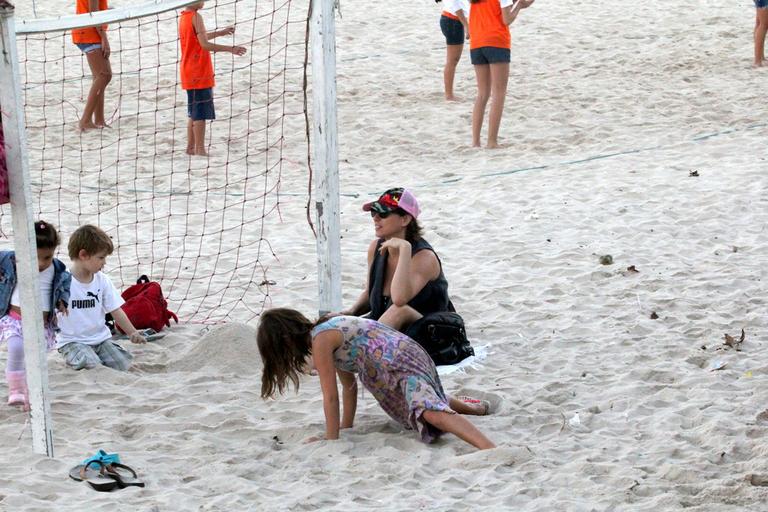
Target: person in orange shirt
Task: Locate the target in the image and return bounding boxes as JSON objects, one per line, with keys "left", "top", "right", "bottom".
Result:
{"left": 438, "top": 0, "right": 470, "bottom": 101}
{"left": 469, "top": 0, "right": 533, "bottom": 148}
{"left": 179, "top": 2, "right": 247, "bottom": 156}
{"left": 72, "top": 0, "right": 112, "bottom": 131}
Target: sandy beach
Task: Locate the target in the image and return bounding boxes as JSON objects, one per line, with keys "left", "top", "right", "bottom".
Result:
{"left": 0, "top": 0, "right": 767, "bottom": 510}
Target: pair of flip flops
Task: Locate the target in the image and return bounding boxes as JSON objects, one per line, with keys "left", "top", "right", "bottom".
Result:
{"left": 69, "top": 450, "right": 144, "bottom": 492}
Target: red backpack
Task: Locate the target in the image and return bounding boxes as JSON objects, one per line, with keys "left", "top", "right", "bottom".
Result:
{"left": 118, "top": 275, "right": 178, "bottom": 333}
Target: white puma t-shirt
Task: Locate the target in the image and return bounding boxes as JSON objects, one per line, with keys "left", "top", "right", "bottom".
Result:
{"left": 56, "top": 272, "right": 124, "bottom": 348}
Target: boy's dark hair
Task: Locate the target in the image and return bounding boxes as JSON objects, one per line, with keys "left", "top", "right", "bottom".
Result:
{"left": 257, "top": 308, "right": 315, "bottom": 399}
{"left": 68, "top": 224, "right": 114, "bottom": 260}
{"left": 35, "top": 220, "right": 60, "bottom": 249}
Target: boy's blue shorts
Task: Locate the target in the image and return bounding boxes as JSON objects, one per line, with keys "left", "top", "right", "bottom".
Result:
{"left": 440, "top": 15, "right": 464, "bottom": 46}
{"left": 470, "top": 46, "right": 511, "bottom": 65}
{"left": 756, "top": 0, "right": 768, "bottom": 8}
{"left": 187, "top": 88, "right": 215, "bottom": 121}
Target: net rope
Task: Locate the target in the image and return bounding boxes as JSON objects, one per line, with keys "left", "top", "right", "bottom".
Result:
{"left": 1, "top": 0, "right": 309, "bottom": 323}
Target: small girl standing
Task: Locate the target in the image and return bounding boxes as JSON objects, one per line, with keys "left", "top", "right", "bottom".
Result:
{"left": 0, "top": 221, "right": 71, "bottom": 408}
{"left": 258, "top": 310, "right": 495, "bottom": 450}
{"left": 438, "top": 0, "right": 470, "bottom": 101}
{"left": 72, "top": 0, "right": 112, "bottom": 131}
{"left": 469, "top": 0, "right": 534, "bottom": 148}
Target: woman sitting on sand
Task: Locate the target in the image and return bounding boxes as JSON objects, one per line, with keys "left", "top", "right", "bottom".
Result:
{"left": 343, "top": 188, "right": 453, "bottom": 333}
{"left": 258, "top": 308, "right": 494, "bottom": 449}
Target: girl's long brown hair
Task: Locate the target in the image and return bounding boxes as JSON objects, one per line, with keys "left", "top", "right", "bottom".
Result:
{"left": 257, "top": 308, "right": 315, "bottom": 399}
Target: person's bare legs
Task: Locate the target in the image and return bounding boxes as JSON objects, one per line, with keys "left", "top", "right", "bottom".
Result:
{"left": 93, "top": 55, "right": 112, "bottom": 128}
{"left": 444, "top": 44, "right": 464, "bottom": 101}
{"left": 448, "top": 396, "right": 489, "bottom": 416}
{"left": 486, "top": 62, "right": 510, "bottom": 149}
{"left": 378, "top": 304, "right": 422, "bottom": 332}
{"left": 422, "top": 410, "right": 495, "bottom": 449}
{"left": 186, "top": 119, "right": 195, "bottom": 155}
{"left": 472, "top": 63, "right": 491, "bottom": 147}
{"left": 80, "top": 51, "right": 112, "bottom": 131}
{"left": 755, "top": 9, "right": 768, "bottom": 66}
{"left": 192, "top": 120, "right": 207, "bottom": 156}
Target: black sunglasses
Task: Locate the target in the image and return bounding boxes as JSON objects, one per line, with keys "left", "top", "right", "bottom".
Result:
{"left": 370, "top": 209, "right": 406, "bottom": 219}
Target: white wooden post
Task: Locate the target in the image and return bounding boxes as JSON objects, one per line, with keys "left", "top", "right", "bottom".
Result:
{"left": 310, "top": 0, "right": 341, "bottom": 316}
{"left": 0, "top": 0, "right": 54, "bottom": 456}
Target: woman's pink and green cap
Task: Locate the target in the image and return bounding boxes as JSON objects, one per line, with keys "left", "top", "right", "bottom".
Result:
{"left": 362, "top": 188, "right": 421, "bottom": 219}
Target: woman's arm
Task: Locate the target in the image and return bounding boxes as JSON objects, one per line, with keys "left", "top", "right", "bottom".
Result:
{"left": 381, "top": 240, "right": 440, "bottom": 307}
{"left": 312, "top": 330, "right": 344, "bottom": 440}
{"left": 337, "top": 369, "right": 357, "bottom": 428}
{"left": 343, "top": 240, "right": 378, "bottom": 316}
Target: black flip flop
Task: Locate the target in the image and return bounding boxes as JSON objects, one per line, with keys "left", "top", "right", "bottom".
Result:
{"left": 104, "top": 462, "right": 145, "bottom": 488}
{"left": 69, "top": 460, "right": 120, "bottom": 492}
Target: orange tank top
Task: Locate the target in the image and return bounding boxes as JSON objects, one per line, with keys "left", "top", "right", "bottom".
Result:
{"left": 72, "top": 0, "right": 109, "bottom": 45}
{"left": 469, "top": 0, "right": 511, "bottom": 50}
{"left": 179, "top": 10, "right": 215, "bottom": 90}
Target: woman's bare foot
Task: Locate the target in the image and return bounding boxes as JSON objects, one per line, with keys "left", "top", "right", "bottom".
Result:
{"left": 445, "top": 95, "right": 462, "bottom": 102}
{"left": 194, "top": 148, "right": 208, "bottom": 156}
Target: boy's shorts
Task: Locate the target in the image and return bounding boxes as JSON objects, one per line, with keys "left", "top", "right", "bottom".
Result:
{"left": 440, "top": 15, "right": 464, "bottom": 46}
{"left": 76, "top": 43, "right": 102, "bottom": 54}
{"left": 756, "top": 0, "right": 768, "bottom": 8}
{"left": 187, "top": 88, "right": 216, "bottom": 121}
{"left": 58, "top": 340, "right": 133, "bottom": 371}
{"left": 470, "top": 47, "right": 511, "bottom": 65}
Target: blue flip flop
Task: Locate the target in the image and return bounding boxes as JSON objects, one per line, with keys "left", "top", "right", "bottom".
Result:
{"left": 82, "top": 449, "right": 121, "bottom": 466}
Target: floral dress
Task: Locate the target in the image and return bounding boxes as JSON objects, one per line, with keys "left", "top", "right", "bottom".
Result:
{"left": 311, "top": 315, "right": 453, "bottom": 443}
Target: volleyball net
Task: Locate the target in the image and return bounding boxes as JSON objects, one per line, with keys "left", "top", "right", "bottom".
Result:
{"left": 0, "top": 0, "right": 310, "bottom": 323}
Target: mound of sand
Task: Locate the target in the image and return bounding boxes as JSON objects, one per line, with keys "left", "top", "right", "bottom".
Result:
{"left": 171, "top": 323, "right": 261, "bottom": 375}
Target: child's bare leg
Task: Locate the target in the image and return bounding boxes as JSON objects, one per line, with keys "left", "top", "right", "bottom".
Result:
{"left": 448, "top": 396, "right": 489, "bottom": 416}
{"left": 486, "top": 62, "right": 510, "bottom": 149}
{"left": 472, "top": 64, "right": 491, "bottom": 147}
{"left": 80, "top": 51, "right": 112, "bottom": 131}
{"left": 755, "top": 9, "right": 768, "bottom": 66}
{"left": 93, "top": 57, "right": 112, "bottom": 127}
{"left": 186, "top": 119, "right": 195, "bottom": 155}
{"left": 422, "top": 410, "right": 495, "bottom": 450}
{"left": 192, "top": 120, "right": 207, "bottom": 156}
{"left": 444, "top": 44, "right": 463, "bottom": 101}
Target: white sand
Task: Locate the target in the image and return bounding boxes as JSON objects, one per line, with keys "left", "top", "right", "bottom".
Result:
{"left": 1, "top": 0, "right": 768, "bottom": 510}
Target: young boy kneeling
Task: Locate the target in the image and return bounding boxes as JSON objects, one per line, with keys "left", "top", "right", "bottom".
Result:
{"left": 56, "top": 225, "right": 146, "bottom": 370}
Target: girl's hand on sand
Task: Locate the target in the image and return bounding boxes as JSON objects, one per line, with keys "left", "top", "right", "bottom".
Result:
{"left": 231, "top": 46, "right": 247, "bottom": 56}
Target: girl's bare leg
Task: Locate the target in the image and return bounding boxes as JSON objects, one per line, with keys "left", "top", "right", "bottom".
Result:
{"left": 486, "top": 62, "right": 510, "bottom": 149}
{"left": 472, "top": 64, "right": 491, "bottom": 147}
{"left": 80, "top": 51, "right": 112, "bottom": 131}
{"left": 192, "top": 120, "right": 207, "bottom": 156}
{"left": 444, "top": 44, "right": 464, "bottom": 101}
{"left": 422, "top": 410, "right": 495, "bottom": 450}
{"left": 755, "top": 9, "right": 768, "bottom": 66}
{"left": 186, "top": 119, "right": 195, "bottom": 155}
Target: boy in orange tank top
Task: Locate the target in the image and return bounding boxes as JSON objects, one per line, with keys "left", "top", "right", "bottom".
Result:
{"left": 469, "top": 0, "right": 534, "bottom": 149}
{"left": 179, "top": 2, "right": 247, "bottom": 156}
{"left": 72, "top": 0, "right": 112, "bottom": 131}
